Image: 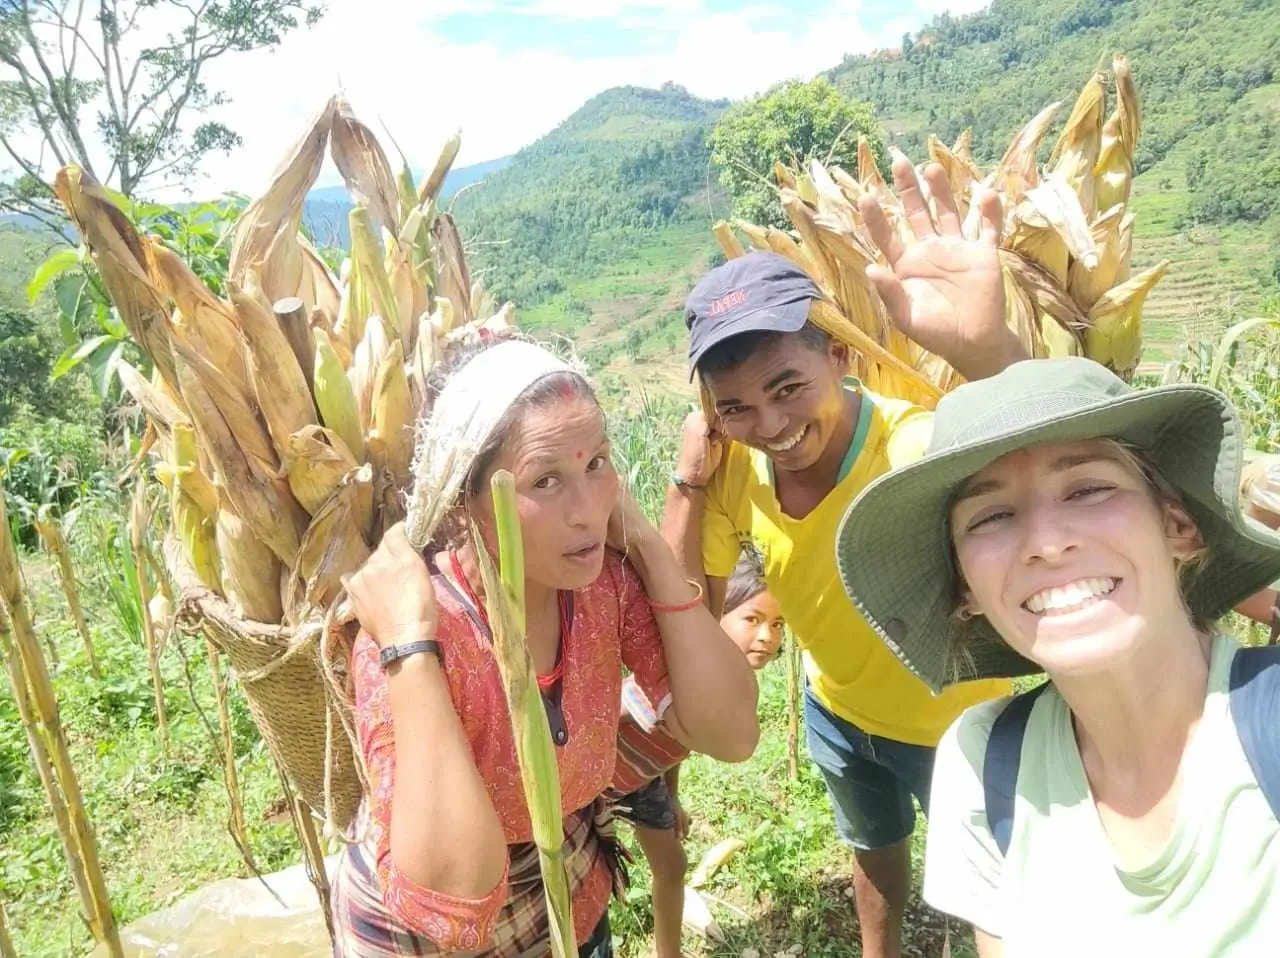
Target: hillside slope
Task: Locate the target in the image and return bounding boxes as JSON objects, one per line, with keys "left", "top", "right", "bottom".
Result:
{"left": 454, "top": 83, "right": 728, "bottom": 315}
{"left": 449, "top": 84, "right": 729, "bottom": 389}
{"left": 827, "top": 0, "right": 1280, "bottom": 347}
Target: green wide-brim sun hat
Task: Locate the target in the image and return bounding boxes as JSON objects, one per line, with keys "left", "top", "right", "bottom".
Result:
{"left": 835, "top": 356, "right": 1280, "bottom": 694}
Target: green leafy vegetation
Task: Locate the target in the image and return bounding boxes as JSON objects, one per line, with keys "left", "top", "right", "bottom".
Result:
{"left": 0, "top": 509, "right": 298, "bottom": 957}
{"left": 708, "top": 78, "right": 887, "bottom": 229}
{"left": 454, "top": 84, "right": 727, "bottom": 315}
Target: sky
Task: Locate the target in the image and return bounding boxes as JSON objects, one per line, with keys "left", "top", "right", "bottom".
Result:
{"left": 7, "top": 0, "right": 993, "bottom": 201}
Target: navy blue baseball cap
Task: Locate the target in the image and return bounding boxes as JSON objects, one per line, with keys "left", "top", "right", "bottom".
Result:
{"left": 684, "top": 251, "right": 821, "bottom": 378}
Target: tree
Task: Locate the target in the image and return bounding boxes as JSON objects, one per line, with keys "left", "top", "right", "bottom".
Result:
{"left": 0, "top": 0, "right": 324, "bottom": 231}
{"left": 707, "top": 78, "right": 887, "bottom": 230}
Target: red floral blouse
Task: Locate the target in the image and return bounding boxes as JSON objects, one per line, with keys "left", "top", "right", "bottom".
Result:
{"left": 350, "top": 550, "right": 672, "bottom": 950}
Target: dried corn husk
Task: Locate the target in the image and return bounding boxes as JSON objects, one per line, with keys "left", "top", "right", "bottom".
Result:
{"left": 231, "top": 281, "right": 318, "bottom": 460}
{"left": 330, "top": 99, "right": 401, "bottom": 236}
{"left": 285, "top": 473, "right": 371, "bottom": 625}
{"left": 421, "top": 132, "right": 462, "bottom": 205}
{"left": 229, "top": 98, "right": 336, "bottom": 304}
{"left": 217, "top": 506, "right": 285, "bottom": 624}
{"left": 50, "top": 102, "right": 523, "bottom": 840}
{"left": 720, "top": 54, "right": 1160, "bottom": 399}
{"left": 1049, "top": 71, "right": 1106, "bottom": 221}
{"left": 52, "top": 167, "right": 180, "bottom": 394}
{"left": 433, "top": 213, "right": 474, "bottom": 329}
{"left": 284, "top": 425, "right": 360, "bottom": 516}
{"left": 1085, "top": 260, "right": 1169, "bottom": 379}
{"left": 1095, "top": 54, "right": 1141, "bottom": 215}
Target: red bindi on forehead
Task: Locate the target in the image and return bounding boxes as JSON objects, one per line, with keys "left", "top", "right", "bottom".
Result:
{"left": 575, "top": 450, "right": 584, "bottom": 459}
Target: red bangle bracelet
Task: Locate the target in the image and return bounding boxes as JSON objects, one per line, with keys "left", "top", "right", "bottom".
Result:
{"left": 650, "top": 579, "right": 705, "bottom": 614}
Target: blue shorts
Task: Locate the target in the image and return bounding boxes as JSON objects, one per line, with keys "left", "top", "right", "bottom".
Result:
{"left": 804, "top": 687, "right": 936, "bottom": 850}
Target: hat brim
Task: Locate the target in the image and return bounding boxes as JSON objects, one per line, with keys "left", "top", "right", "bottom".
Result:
{"left": 836, "top": 382, "right": 1280, "bottom": 693}
{"left": 687, "top": 298, "right": 812, "bottom": 380}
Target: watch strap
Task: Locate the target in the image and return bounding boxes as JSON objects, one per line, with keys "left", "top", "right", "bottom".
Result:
{"left": 379, "top": 639, "right": 442, "bottom": 669}
{"left": 670, "top": 471, "right": 704, "bottom": 491}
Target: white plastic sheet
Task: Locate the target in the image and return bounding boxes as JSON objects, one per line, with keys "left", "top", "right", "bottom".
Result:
{"left": 89, "top": 856, "right": 338, "bottom": 957}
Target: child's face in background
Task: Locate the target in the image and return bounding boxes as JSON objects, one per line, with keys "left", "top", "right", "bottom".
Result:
{"left": 720, "top": 591, "right": 785, "bottom": 669}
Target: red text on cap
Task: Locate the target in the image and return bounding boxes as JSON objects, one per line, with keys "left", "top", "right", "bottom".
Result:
{"left": 708, "top": 289, "right": 748, "bottom": 316}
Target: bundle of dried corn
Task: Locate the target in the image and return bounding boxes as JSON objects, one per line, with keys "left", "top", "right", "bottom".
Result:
{"left": 713, "top": 55, "right": 1166, "bottom": 406}
{"left": 53, "top": 98, "right": 513, "bottom": 830}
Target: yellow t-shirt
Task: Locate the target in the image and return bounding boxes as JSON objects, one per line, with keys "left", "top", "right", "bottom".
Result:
{"left": 701, "top": 385, "right": 1012, "bottom": 747}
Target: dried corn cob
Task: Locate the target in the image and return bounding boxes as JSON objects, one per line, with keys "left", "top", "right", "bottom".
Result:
{"left": 718, "top": 55, "right": 1161, "bottom": 401}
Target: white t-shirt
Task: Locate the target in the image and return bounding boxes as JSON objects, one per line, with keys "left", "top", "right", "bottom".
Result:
{"left": 925, "top": 635, "right": 1280, "bottom": 956}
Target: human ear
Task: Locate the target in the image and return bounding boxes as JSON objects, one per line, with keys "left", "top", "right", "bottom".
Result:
{"left": 954, "top": 586, "right": 981, "bottom": 622}
{"left": 1162, "top": 502, "right": 1205, "bottom": 562}
{"left": 829, "top": 340, "right": 852, "bottom": 377}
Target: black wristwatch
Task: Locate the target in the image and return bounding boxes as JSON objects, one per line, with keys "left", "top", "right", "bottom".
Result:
{"left": 670, "top": 471, "right": 705, "bottom": 491}
{"left": 379, "top": 640, "right": 443, "bottom": 670}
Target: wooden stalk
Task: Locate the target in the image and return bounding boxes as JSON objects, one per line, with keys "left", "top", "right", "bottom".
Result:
{"left": 274, "top": 761, "right": 334, "bottom": 944}
{"left": 33, "top": 512, "right": 100, "bottom": 677}
{"left": 0, "top": 608, "right": 88, "bottom": 899}
{"left": 129, "top": 481, "right": 169, "bottom": 755}
{"left": 475, "top": 470, "right": 574, "bottom": 958}
{"left": 0, "top": 503, "right": 123, "bottom": 956}
{"left": 207, "top": 641, "right": 254, "bottom": 866}
{"left": 274, "top": 296, "right": 317, "bottom": 391}
{"left": 0, "top": 898, "right": 16, "bottom": 958}
{"left": 786, "top": 637, "right": 802, "bottom": 782}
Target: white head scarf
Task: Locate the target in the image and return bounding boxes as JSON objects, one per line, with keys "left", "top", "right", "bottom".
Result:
{"left": 404, "top": 339, "right": 577, "bottom": 549}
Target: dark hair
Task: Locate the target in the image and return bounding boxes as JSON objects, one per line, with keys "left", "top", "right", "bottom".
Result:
{"left": 426, "top": 334, "right": 598, "bottom": 545}
{"left": 723, "top": 547, "right": 769, "bottom": 615}
{"left": 696, "top": 321, "right": 832, "bottom": 379}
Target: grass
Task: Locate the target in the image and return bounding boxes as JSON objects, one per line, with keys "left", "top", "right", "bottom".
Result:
{"left": 609, "top": 664, "right": 967, "bottom": 958}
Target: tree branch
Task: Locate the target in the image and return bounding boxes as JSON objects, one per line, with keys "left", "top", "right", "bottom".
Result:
{"left": 0, "top": 50, "right": 71, "bottom": 168}
{"left": 0, "top": 132, "right": 50, "bottom": 183}
{"left": 0, "top": 196, "right": 68, "bottom": 241}
{"left": 16, "top": 0, "right": 95, "bottom": 172}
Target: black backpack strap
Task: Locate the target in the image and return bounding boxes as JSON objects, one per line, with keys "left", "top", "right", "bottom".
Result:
{"left": 983, "top": 683, "right": 1050, "bottom": 858}
{"left": 1229, "top": 644, "right": 1280, "bottom": 820}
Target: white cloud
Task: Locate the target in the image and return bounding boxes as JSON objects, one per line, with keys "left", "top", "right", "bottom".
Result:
{"left": 2, "top": 0, "right": 990, "bottom": 201}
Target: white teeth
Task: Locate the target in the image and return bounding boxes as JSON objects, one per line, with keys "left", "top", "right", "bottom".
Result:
{"left": 1024, "top": 577, "right": 1117, "bottom": 615}
{"left": 766, "top": 426, "right": 806, "bottom": 452}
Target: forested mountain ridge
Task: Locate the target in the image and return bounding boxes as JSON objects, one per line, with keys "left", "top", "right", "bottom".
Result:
{"left": 453, "top": 83, "right": 729, "bottom": 311}
{"left": 824, "top": 0, "right": 1280, "bottom": 342}
{"left": 831, "top": 0, "right": 1274, "bottom": 165}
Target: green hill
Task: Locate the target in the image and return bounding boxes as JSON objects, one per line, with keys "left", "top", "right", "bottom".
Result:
{"left": 452, "top": 83, "right": 729, "bottom": 387}
{"left": 827, "top": 0, "right": 1280, "bottom": 353}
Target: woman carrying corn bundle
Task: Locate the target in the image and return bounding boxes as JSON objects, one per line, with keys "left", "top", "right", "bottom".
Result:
{"left": 333, "top": 334, "right": 760, "bottom": 957}
{"left": 835, "top": 356, "right": 1280, "bottom": 956}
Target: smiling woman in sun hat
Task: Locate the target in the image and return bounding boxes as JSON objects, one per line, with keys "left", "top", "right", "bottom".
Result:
{"left": 835, "top": 356, "right": 1280, "bottom": 957}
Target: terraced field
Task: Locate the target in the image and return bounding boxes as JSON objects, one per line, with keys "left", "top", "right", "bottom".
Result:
{"left": 1129, "top": 175, "right": 1273, "bottom": 362}
{"left": 1128, "top": 82, "right": 1280, "bottom": 362}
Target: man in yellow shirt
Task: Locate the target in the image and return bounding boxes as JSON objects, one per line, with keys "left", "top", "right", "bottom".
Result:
{"left": 662, "top": 158, "right": 1023, "bottom": 958}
